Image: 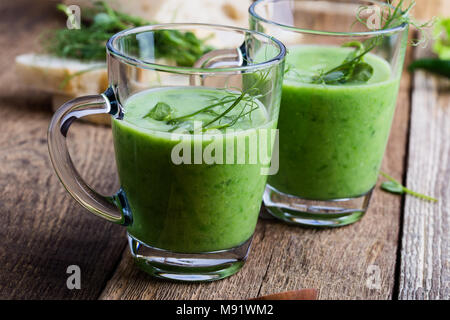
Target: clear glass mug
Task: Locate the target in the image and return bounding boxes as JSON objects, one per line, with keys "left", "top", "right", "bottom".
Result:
{"left": 48, "top": 24, "right": 285, "bottom": 281}
{"left": 249, "top": 0, "right": 408, "bottom": 226}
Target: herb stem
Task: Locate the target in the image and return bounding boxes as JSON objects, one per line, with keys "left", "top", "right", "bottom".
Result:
{"left": 205, "top": 106, "right": 258, "bottom": 131}
{"left": 168, "top": 97, "right": 238, "bottom": 123}
{"left": 322, "top": 43, "right": 375, "bottom": 76}
{"left": 202, "top": 92, "right": 246, "bottom": 128}
{"left": 379, "top": 171, "right": 438, "bottom": 202}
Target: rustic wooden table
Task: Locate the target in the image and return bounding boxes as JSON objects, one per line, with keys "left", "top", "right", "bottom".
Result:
{"left": 0, "top": 0, "right": 448, "bottom": 300}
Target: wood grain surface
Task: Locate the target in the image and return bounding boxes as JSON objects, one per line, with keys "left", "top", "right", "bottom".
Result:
{"left": 0, "top": 0, "right": 447, "bottom": 300}
{"left": 0, "top": 0, "right": 126, "bottom": 299}
{"left": 398, "top": 48, "right": 450, "bottom": 300}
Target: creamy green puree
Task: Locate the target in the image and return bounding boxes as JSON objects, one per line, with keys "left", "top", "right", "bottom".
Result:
{"left": 268, "top": 45, "right": 400, "bottom": 200}
{"left": 112, "top": 87, "right": 274, "bottom": 252}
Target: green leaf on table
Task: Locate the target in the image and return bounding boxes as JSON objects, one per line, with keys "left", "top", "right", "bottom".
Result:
{"left": 143, "top": 102, "right": 174, "bottom": 121}
{"left": 381, "top": 181, "right": 404, "bottom": 194}
{"left": 379, "top": 171, "right": 438, "bottom": 202}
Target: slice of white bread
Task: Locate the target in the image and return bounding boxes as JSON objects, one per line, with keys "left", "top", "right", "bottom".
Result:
{"left": 15, "top": 54, "right": 108, "bottom": 96}
{"left": 15, "top": 54, "right": 110, "bottom": 125}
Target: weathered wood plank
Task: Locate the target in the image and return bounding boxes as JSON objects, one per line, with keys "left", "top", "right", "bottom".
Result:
{"left": 0, "top": 1, "right": 126, "bottom": 299}
{"left": 398, "top": 47, "right": 450, "bottom": 300}
{"left": 396, "top": 0, "right": 450, "bottom": 301}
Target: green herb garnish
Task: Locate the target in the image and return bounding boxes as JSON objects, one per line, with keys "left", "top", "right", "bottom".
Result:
{"left": 286, "top": 0, "right": 434, "bottom": 85}
{"left": 380, "top": 171, "right": 437, "bottom": 202}
{"left": 143, "top": 71, "right": 270, "bottom": 133}
{"left": 144, "top": 102, "right": 174, "bottom": 121}
{"left": 312, "top": 42, "right": 375, "bottom": 84}
{"left": 46, "top": 1, "right": 212, "bottom": 66}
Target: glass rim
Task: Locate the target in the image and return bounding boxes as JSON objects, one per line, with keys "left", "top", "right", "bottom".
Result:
{"left": 106, "top": 23, "right": 286, "bottom": 74}
{"left": 249, "top": 0, "right": 408, "bottom": 37}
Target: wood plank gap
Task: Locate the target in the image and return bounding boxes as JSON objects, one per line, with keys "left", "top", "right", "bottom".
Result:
{"left": 392, "top": 37, "right": 416, "bottom": 301}
{"left": 256, "top": 244, "right": 275, "bottom": 298}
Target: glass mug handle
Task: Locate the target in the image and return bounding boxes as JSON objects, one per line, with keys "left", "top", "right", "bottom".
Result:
{"left": 48, "top": 88, "right": 130, "bottom": 225}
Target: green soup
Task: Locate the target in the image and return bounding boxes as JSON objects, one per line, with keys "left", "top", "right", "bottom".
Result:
{"left": 268, "top": 45, "right": 401, "bottom": 200}
{"left": 112, "top": 87, "right": 274, "bottom": 253}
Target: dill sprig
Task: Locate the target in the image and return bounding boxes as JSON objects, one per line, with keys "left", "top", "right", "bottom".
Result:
{"left": 144, "top": 71, "right": 271, "bottom": 133}
{"left": 286, "top": 0, "right": 434, "bottom": 85}
{"left": 45, "top": 1, "right": 213, "bottom": 66}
